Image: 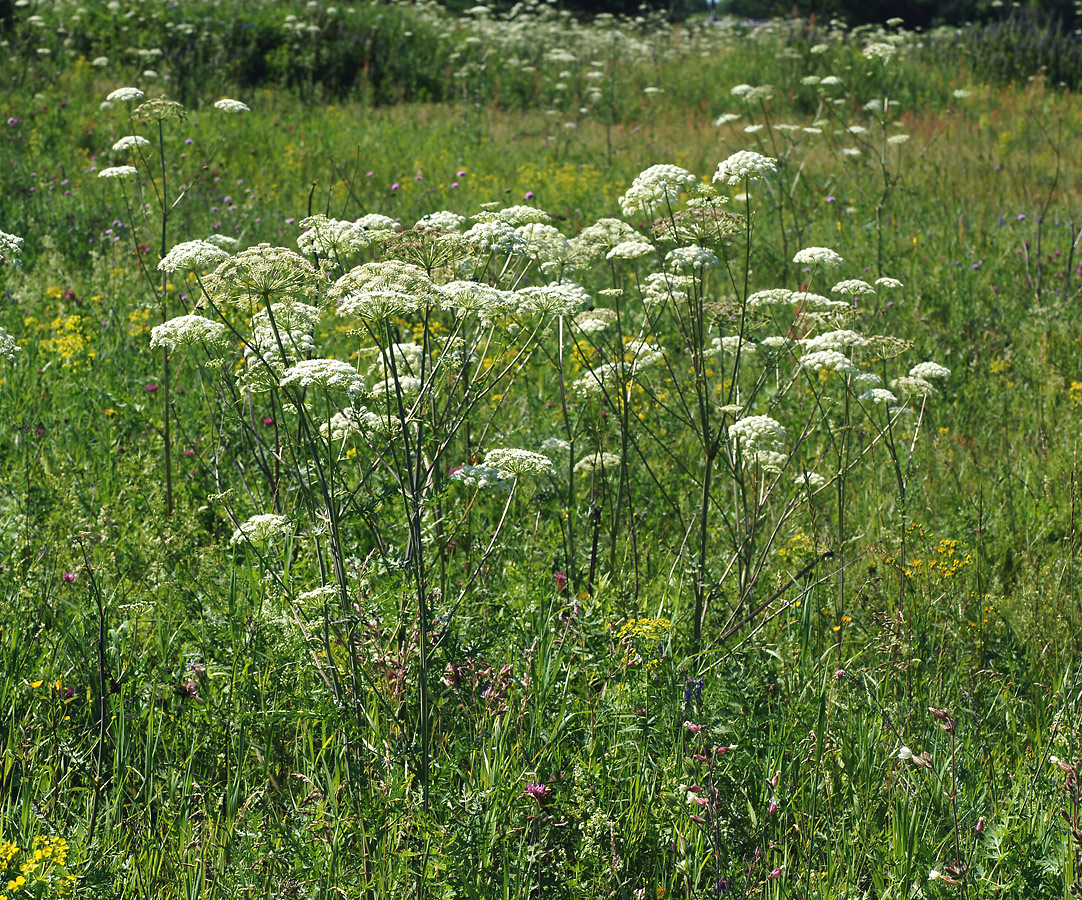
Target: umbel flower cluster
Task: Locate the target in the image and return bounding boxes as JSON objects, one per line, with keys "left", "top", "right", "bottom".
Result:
{"left": 146, "top": 147, "right": 947, "bottom": 594}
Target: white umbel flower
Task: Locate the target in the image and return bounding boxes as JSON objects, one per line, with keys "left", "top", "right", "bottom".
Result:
{"left": 713, "top": 150, "right": 778, "bottom": 185}
{"left": 909, "top": 361, "right": 951, "bottom": 380}
{"left": 0, "top": 327, "right": 21, "bottom": 362}
{"left": 483, "top": 448, "right": 555, "bottom": 478}
{"left": 793, "top": 246, "right": 844, "bottom": 268}
{"left": 801, "top": 330, "right": 865, "bottom": 353}
{"left": 859, "top": 388, "right": 898, "bottom": 405}
{"left": 214, "top": 98, "right": 250, "bottom": 113}
{"left": 98, "top": 166, "right": 138, "bottom": 179}
{"left": 450, "top": 465, "right": 513, "bottom": 492}
{"left": 158, "top": 239, "right": 231, "bottom": 272}
{"left": 606, "top": 240, "right": 654, "bottom": 261}
{"left": 280, "top": 359, "right": 363, "bottom": 396}
{"left": 111, "top": 135, "right": 150, "bottom": 152}
{"left": 231, "top": 513, "right": 291, "bottom": 545}
{"left": 666, "top": 245, "right": 719, "bottom": 270}
{"left": 728, "top": 415, "right": 787, "bottom": 450}
{"left": 0, "top": 229, "right": 24, "bottom": 263}
{"left": 875, "top": 276, "right": 904, "bottom": 289}
{"left": 799, "top": 349, "right": 859, "bottom": 375}
{"left": 106, "top": 86, "right": 145, "bottom": 102}
{"left": 832, "top": 279, "right": 876, "bottom": 295}
{"left": 619, "top": 164, "right": 697, "bottom": 217}
{"left": 150, "top": 315, "right": 229, "bottom": 350}
{"left": 748, "top": 289, "right": 794, "bottom": 307}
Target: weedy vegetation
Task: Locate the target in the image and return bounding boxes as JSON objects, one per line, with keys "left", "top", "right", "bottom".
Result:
{"left": 1, "top": 2, "right": 1082, "bottom": 898}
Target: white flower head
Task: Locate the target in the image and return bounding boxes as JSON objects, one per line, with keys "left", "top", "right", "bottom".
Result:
{"left": 483, "top": 448, "right": 555, "bottom": 478}
{"left": 909, "top": 361, "right": 950, "bottom": 380}
{"left": 713, "top": 150, "right": 778, "bottom": 186}
{"left": 0, "top": 327, "right": 21, "bottom": 362}
{"left": 231, "top": 513, "right": 291, "bottom": 545}
{"left": 606, "top": 240, "right": 654, "bottom": 261}
{"left": 875, "top": 276, "right": 903, "bottom": 289}
{"left": 112, "top": 135, "right": 150, "bottom": 153}
{"left": 106, "top": 86, "right": 145, "bottom": 103}
{"left": 859, "top": 388, "right": 898, "bottom": 405}
{"left": 98, "top": 166, "right": 138, "bottom": 180}
{"left": 150, "top": 315, "right": 229, "bottom": 351}
{"left": 158, "top": 239, "right": 231, "bottom": 273}
{"left": 0, "top": 229, "right": 25, "bottom": 264}
{"left": 799, "top": 349, "right": 859, "bottom": 376}
{"left": 832, "top": 279, "right": 876, "bottom": 296}
{"left": 793, "top": 246, "right": 844, "bottom": 268}
{"left": 280, "top": 359, "right": 364, "bottom": 396}
{"left": 748, "top": 289, "right": 794, "bottom": 308}
{"left": 728, "top": 415, "right": 787, "bottom": 451}
{"left": 619, "top": 164, "right": 697, "bottom": 218}
{"left": 214, "top": 98, "right": 250, "bottom": 113}
{"left": 666, "top": 245, "right": 719, "bottom": 270}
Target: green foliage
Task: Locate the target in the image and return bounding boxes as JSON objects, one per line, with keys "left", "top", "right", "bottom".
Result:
{"left": 1, "top": 3, "right": 1082, "bottom": 899}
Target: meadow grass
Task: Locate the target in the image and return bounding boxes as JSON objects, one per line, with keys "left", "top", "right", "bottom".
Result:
{"left": 1, "top": 5, "right": 1082, "bottom": 900}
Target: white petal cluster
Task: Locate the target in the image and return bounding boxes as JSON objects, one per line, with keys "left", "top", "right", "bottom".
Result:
{"left": 214, "top": 98, "right": 251, "bottom": 113}
{"left": 801, "top": 330, "right": 865, "bottom": 353}
{"left": 494, "top": 205, "right": 551, "bottom": 226}
{"left": 106, "top": 86, "right": 145, "bottom": 102}
{"left": 204, "top": 244, "right": 320, "bottom": 310}
{"left": 619, "top": 164, "right": 697, "bottom": 218}
{"left": 713, "top": 150, "right": 778, "bottom": 185}
{"left": 606, "top": 240, "right": 654, "bottom": 261}
{"left": 516, "top": 223, "right": 572, "bottom": 267}
{"left": 516, "top": 282, "right": 590, "bottom": 317}
{"left": 875, "top": 276, "right": 904, "bottom": 289}
{"left": 540, "top": 437, "right": 571, "bottom": 457}
{"left": 335, "top": 260, "right": 439, "bottom": 320}
{"left": 280, "top": 359, "right": 363, "bottom": 396}
{"left": 728, "top": 415, "right": 787, "bottom": 451}
{"left": 417, "top": 210, "right": 466, "bottom": 231}
{"left": 98, "top": 166, "right": 138, "bottom": 179}
{"left": 450, "top": 464, "right": 513, "bottom": 492}
{"left": 859, "top": 388, "right": 898, "bottom": 405}
{"left": 158, "top": 239, "right": 231, "bottom": 272}
{"left": 463, "top": 220, "right": 527, "bottom": 257}
{"left": 832, "top": 279, "right": 876, "bottom": 295}
{"left": 794, "top": 471, "right": 827, "bottom": 488}
{"left": 573, "top": 307, "right": 618, "bottom": 335}
{"left": 439, "top": 280, "right": 515, "bottom": 319}
{"left": 0, "top": 229, "right": 24, "bottom": 263}
{"left": 355, "top": 213, "right": 401, "bottom": 234}
{"left": 863, "top": 42, "right": 897, "bottom": 61}
{"left": 793, "top": 246, "right": 844, "bottom": 268}
{"left": 909, "top": 361, "right": 951, "bottom": 380}
{"left": 574, "top": 451, "right": 622, "bottom": 473}
{"left": 205, "top": 233, "right": 239, "bottom": 247}
{"left": 483, "top": 448, "right": 555, "bottom": 478}
{"left": 230, "top": 513, "right": 291, "bottom": 545}
{"left": 150, "top": 315, "right": 229, "bottom": 351}
{"left": 666, "top": 245, "right": 719, "bottom": 270}
{"left": 755, "top": 450, "right": 788, "bottom": 472}
{"left": 297, "top": 215, "right": 371, "bottom": 255}
{"left": 890, "top": 375, "right": 938, "bottom": 397}
{"left": 112, "top": 135, "right": 150, "bottom": 152}
{"left": 799, "top": 350, "right": 859, "bottom": 375}
{"left": 573, "top": 218, "right": 644, "bottom": 263}
{"left": 748, "top": 289, "right": 794, "bottom": 307}
{"left": 0, "top": 327, "right": 21, "bottom": 362}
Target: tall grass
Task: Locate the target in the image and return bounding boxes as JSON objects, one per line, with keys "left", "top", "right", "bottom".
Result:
{"left": 0, "top": 4, "right": 1081, "bottom": 899}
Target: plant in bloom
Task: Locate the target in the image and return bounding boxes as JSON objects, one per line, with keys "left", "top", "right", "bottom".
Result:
{"left": 230, "top": 514, "right": 292, "bottom": 546}
{"left": 158, "top": 239, "right": 231, "bottom": 273}
{"left": 793, "top": 246, "right": 844, "bottom": 268}
{"left": 214, "top": 98, "right": 251, "bottom": 113}
{"left": 105, "top": 86, "right": 145, "bottom": 102}
{"left": 97, "top": 166, "right": 138, "bottom": 179}
{"left": 713, "top": 150, "right": 778, "bottom": 185}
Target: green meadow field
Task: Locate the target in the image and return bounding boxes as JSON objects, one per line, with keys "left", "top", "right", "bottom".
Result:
{"left": 1, "top": 2, "right": 1082, "bottom": 897}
